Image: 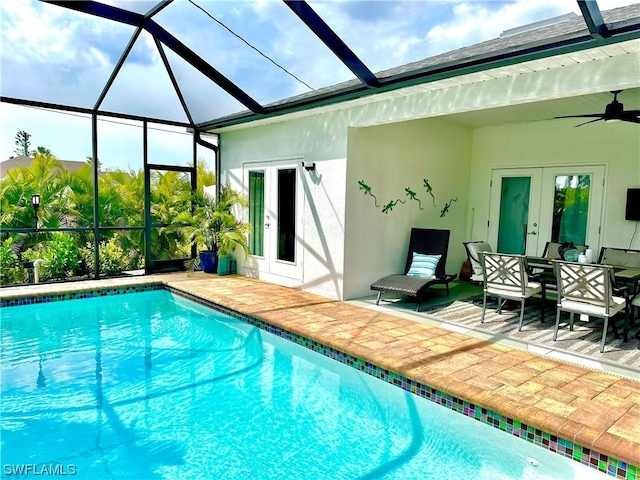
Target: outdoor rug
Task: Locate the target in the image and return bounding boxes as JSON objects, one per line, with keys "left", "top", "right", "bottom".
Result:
{"left": 420, "top": 295, "right": 640, "bottom": 369}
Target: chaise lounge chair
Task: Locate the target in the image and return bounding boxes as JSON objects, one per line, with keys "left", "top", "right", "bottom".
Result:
{"left": 370, "top": 228, "right": 457, "bottom": 311}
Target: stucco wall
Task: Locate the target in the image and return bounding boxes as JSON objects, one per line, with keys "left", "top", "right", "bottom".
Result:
{"left": 220, "top": 112, "right": 349, "bottom": 300}
{"left": 469, "top": 120, "right": 640, "bottom": 252}
{"left": 343, "top": 118, "right": 473, "bottom": 300}
{"left": 217, "top": 42, "right": 639, "bottom": 301}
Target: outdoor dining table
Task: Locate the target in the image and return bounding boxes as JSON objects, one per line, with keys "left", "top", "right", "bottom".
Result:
{"left": 525, "top": 256, "right": 640, "bottom": 339}
{"left": 525, "top": 256, "right": 556, "bottom": 292}
{"left": 525, "top": 256, "right": 640, "bottom": 293}
{"left": 525, "top": 256, "right": 554, "bottom": 271}
{"left": 613, "top": 267, "right": 640, "bottom": 294}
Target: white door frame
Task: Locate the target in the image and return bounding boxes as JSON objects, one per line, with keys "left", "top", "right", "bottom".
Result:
{"left": 244, "top": 158, "right": 304, "bottom": 281}
{"left": 489, "top": 165, "right": 604, "bottom": 256}
{"left": 537, "top": 165, "right": 604, "bottom": 254}
{"left": 489, "top": 168, "right": 543, "bottom": 256}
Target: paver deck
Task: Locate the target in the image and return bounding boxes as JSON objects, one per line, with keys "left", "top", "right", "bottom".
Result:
{"left": 2, "top": 272, "right": 639, "bottom": 472}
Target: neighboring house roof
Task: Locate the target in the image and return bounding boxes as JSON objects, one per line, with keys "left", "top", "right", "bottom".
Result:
{"left": 0, "top": 156, "right": 86, "bottom": 176}
{"left": 203, "top": 4, "right": 640, "bottom": 129}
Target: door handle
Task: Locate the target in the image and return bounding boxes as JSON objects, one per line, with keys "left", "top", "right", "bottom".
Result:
{"left": 528, "top": 231, "right": 537, "bottom": 235}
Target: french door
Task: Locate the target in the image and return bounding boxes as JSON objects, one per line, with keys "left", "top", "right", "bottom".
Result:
{"left": 489, "top": 166, "right": 604, "bottom": 256}
{"left": 245, "top": 159, "right": 303, "bottom": 280}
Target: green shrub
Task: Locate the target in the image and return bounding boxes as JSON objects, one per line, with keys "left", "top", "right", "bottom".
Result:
{"left": 0, "top": 237, "right": 25, "bottom": 286}
{"left": 81, "top": 237, "right": 128, "bottom": 275}
{"left": 23, "top": 233, "right": 81, "bottom": 281}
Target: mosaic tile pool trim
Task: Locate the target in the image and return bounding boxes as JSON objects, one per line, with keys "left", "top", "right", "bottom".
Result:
{"left": 168, "top": 286, "right": 637, "bottom": 480}
{"left": 2, "top": 284, "right": 636, "bottom": 480}
{"left": 0, "top": 282, "right": 163, "bottom": 307}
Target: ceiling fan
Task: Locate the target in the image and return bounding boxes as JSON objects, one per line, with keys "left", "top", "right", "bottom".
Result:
{"left": 554, "top": 90, "right": 640, "bottom": 127}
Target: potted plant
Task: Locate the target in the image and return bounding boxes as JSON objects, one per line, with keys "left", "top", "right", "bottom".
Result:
{"left": 172, "top": 185, "right": 251, "bottom": 274}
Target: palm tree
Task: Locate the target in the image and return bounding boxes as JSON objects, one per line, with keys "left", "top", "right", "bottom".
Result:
{"left": 171, "top": 184, "right": 251, "bottom": 273}
{"left": 31, "top": 146, "right": 53, "bottom": 157}
{"left": 149, "top": 169, "right": 193, "bottom": 260}
{"left": 0, "top": 153, "right": 70, "bottom": 230}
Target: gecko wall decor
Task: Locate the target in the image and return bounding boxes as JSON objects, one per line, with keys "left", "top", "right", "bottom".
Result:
{"left": 358, "top": 178, "right": 457, "bottom": 217}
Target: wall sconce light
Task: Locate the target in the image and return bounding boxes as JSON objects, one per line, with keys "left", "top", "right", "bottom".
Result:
{"left": 302, "top": 162, "right": 316, "bottom": 172}
{"left": 31, "top": 193, "right": 40, "bottom": 230}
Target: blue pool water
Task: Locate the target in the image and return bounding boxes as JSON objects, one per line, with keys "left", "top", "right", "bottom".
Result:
{"left": 1, "top": 290, "right": 607, "bottom": 479}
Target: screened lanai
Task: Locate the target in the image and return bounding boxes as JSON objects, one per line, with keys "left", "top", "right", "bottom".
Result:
{"left": 1, "top": 0, "right": 640, "bottom": 286}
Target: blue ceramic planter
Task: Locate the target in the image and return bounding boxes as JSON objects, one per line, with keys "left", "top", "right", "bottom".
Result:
{"left": 199, "top": 251, "right": 218, "bottom": 273}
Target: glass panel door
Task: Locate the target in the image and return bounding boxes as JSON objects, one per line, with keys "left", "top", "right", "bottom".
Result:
{"left": 538, "top": 166, "right": 604, "bottom": 253}
{"left": 276, "top": 168, "right": 296, "bottom": 263}
{"left": 244, "top": 159, "right": 303, "bottom": 281}
{"left": 552, "top": 175, "right": 591, "bottom": 245}
{"left": 497, "top": 176, "right": 531, "bottom": 254}
{"left": 489, "top": 169, "right": 542, "bottom": 256}
{"left": 268, "top": 161, "right": 303, "bottom": 279}
{"left": 489, "top": 166, "right": 604, "bottom": 257}
{"left": 248, "top": 170, "right": 265, "bottom": 257}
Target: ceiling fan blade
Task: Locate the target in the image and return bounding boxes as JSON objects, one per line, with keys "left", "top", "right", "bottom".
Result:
{"left": 553, "top": 114, "right": 605, "bottom": 119}
{"left": 555, "top": 91, "right": 639, "bottom": 126}
{"left": 621, "top": 111, "right": 640, "bottom": 122}
{"left": 573, "top": 118, "right": 604, "bottom": 127}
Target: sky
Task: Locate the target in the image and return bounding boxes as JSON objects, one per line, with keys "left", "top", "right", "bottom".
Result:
{"left": 0, "top": 0, "right": 636, "bottom": 170}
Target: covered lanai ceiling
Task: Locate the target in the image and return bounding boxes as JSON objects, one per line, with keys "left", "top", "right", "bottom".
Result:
{"left": 1, "top": 0, "right": 640, "bottom": 132}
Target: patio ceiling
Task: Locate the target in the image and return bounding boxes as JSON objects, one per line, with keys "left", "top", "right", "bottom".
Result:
{"left": 443, "top": 87, "right": 640, "bottom": 128}
{"left": 1, "top": 1, "right": 640, "bottom": 131}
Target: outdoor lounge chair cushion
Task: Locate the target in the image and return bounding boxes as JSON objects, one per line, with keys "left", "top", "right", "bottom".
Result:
{"left": 407, "top": 253, "right": 441, "bottom": 278}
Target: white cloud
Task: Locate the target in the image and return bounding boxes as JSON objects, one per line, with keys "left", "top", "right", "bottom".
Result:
{"left": 1, "top": 0, "right": 637, "bottom": 150}
{"left": 425, "top": 1, "right": 575, "bottom": 55}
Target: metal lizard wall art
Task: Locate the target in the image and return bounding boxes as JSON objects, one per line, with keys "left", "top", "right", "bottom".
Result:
{"left": 405, "top": 187, "right": 423, "bottom": 210}
{"left": 423, "top": 178, "right": 437, "bottom": 207}
{"left": 358, "top": 180, "right": 379, "bottom": 207}
{"left": 358, "top": 178, "right": 457, "bottom": 217}
{"left": 440, "top": 197, "right": 458, "bottom": 217}
{"left": 382, "top": 198, "right": 406, "bottom": 214}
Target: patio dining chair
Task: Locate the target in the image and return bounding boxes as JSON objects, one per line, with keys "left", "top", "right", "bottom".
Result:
{"left": 542, "top": 241, "right": 589, "bottom": 260}
{"left": 478, "top": 252, "right": 544, "bottom": 331}
{"left": 370, "top": 228, "right": 457, "bottom": 312}
{"left": 632, "top": 293, "right": 640, "bottom": 340}
{"left": 597, "top": 246, "right": 640, "bottom": 268}
{"left": 536, "top": 241, "right": 590, "bottom": 300}
{"left": 463, "top": 241, "right": 492, "bottom": 284}
{"left": 553, "top": 261, "right": 629, "bottom": 353}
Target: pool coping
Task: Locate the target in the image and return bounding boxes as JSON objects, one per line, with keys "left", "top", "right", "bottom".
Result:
{"left": 1, "top": 273, "right": 638, "bottom": 479}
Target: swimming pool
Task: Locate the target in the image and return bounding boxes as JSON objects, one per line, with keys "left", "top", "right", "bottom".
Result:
{"left": 1, "top": 290, "right": 608, "bottom": 479}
